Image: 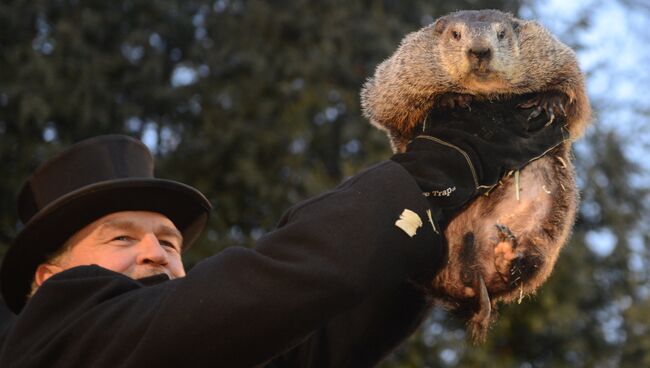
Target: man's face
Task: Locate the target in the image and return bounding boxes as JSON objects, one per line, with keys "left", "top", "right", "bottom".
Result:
{"left": 35, "top": 211, "right": 186, "bottom": 286}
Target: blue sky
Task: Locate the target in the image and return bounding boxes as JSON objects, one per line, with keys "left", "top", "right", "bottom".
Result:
{"left": 528, "top": 0, "right": 649, "bottom": 120}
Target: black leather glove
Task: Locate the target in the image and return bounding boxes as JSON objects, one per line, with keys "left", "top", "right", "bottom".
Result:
{"left": 391, "top": 97, "right": 569, "bottom": 223}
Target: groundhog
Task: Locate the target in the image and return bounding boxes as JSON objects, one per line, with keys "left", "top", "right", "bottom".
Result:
{"left": 361, "top": 9, "right": 592, "bottom": 342}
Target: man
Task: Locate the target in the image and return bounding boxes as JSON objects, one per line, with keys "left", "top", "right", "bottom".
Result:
{"left": 0, "top": 101, "right": 567, "bottom": 367}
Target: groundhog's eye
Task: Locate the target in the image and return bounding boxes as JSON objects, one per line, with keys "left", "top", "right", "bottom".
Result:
{"left": 452, "top": 30, "right": 461, "bottom": 40}
{"left": 497, "top": 30, "right": 506, "bottom": 40}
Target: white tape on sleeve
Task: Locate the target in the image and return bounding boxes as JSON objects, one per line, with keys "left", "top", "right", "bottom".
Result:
{"left": 395, "top": 209, "right": 423, "bottom": 237}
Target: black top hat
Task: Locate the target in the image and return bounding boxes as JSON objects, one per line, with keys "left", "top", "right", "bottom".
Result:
{"left": 1, "top": 135, "right": 212, "bottom": 313}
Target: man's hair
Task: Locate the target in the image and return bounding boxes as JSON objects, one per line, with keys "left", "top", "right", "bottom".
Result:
{"left": 27, "top": 237, "right": 74, "bottom": 298}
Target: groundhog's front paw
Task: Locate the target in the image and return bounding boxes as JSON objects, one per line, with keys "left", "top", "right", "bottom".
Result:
{"left": 436, "top": 93, "right": 473, "bottom": 109}
{"left": 518, "top": 91, "right": 569, "bottom": 127}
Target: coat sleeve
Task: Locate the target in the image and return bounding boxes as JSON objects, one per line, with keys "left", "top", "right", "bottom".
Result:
{"left": 154, "top": 161, "right": 446, "bottom": 367}
{"left": 267, "top": 280, "right": 432, "bottom": 368}
{"left": 1, "top": 161, "right": 446, "bottom": 368}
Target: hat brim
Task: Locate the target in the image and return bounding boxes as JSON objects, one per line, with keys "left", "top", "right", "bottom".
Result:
{"left": 1, "top": 178, "right": 211, "bottom": 314}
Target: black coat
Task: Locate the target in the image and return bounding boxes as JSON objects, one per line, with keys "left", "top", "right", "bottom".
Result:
{"left": 0, "top": 161, "right": 445, "bottom": 367}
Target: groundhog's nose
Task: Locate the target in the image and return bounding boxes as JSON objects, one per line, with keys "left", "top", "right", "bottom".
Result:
{"left": 468, "top": 46, "right": 492, "bottom": 62}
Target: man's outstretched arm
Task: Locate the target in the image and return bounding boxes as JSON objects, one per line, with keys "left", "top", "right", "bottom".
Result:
{"left": 1, "top": 161, "right": 443, "bottom": 368}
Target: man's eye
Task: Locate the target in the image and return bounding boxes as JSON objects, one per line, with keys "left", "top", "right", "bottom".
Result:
{"left": 160, "top": 240, "right": 179, "bottom": 251}
{"left": 111, "top": 235, "right": 131, "bottom": 242}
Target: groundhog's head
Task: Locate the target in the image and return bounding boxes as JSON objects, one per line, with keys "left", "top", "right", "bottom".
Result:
{"left": 361, "top": 10, "right": 531, "bottom": 149}
{"left": 362, "top": 9, "right": 589, "bottom": 151}
{"left": 432, "top": 10, "right": 523, "bottom": 94}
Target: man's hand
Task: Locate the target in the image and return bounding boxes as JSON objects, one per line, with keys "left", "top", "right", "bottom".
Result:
{"left": 391, "top": 97, "right": 569, "bottom": 223}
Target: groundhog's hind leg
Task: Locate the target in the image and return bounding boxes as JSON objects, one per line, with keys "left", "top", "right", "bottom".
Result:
{"left": 493, "top": 224, "right": 545, "bottom": 292}
{"left": 494, "top": 224, "right": 520, "bottom": 282}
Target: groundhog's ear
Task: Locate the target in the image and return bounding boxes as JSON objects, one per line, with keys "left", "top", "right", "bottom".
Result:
{"left": 511, "top": 19, "right": 522, "bottom": 34}
{"left": 434, "top": 18, "right": 448, "bottom": 34}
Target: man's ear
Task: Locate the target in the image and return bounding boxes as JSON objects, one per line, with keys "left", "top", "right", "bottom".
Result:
{"left": 34, "top": 263, "right": 65, "bottom": 286}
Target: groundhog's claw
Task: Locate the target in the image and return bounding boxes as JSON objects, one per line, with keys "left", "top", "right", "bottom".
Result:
{"left": 495, "top": 224, "right": 516, "bottom": 244}
{"left": 437, "top": 93, "right": 473, "bottom": 110}
{"left": 519, "top": 92, "right": 569, "bottom": 127}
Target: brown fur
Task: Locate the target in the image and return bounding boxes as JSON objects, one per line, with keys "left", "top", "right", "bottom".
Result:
{"left": 361, "top": 9, "right": 592, "bottom": 342}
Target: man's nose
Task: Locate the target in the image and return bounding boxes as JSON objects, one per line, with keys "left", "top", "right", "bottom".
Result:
{"left": 136, "top": 234, "right": 168, "bottom": 265}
